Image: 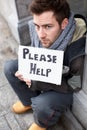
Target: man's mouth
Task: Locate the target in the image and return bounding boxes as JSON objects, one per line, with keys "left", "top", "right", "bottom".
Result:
{"left": 41, "top": 39, "right": 49, "bottom": 43}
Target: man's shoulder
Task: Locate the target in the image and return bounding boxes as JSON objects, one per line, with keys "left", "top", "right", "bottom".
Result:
{"left": 71, "top": 14, "right": 87, "bottom": 43}
{"left": 28, "top": 19, "right": 35, "bottom": 32}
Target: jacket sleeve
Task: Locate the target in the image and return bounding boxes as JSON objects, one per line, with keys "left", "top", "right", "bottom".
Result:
{"left": 64, "top": 36, "right": 86, "bottom": 92}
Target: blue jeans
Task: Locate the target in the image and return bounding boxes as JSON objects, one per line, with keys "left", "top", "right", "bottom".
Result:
{"left": 4, "top": 59, "right": 73, "bottom": 127}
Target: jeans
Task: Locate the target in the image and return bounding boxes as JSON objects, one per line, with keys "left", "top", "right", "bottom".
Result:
{"left": 4, "top": 59, "right": 73, "bottom": 127}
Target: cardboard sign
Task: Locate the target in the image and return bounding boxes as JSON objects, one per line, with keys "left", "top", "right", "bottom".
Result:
{"left": 18, "top": 45, "right": 64, "bottom": 85}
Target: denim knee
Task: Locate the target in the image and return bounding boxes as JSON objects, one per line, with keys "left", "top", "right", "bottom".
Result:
{"left": 4, "top": 59, "right": 18, "bottom": 77}
{"left": 31, "top": 96, "right": 60, "bottom": 127}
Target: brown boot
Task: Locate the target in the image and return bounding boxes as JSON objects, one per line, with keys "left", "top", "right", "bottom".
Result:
{"left": 12, "top": 101, "right": 31, "bottom": 114}
{"left": 28, "top": 123, "right": 46, "bottom": 130}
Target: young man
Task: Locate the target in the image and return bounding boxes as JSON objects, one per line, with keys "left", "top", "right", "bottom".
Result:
{"left": 4, "top": 0, "right": 86, "bottom": 130}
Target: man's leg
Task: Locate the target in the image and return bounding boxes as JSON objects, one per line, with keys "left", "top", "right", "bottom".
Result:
{"left": 30, "top": 91, "right": 73, "bottom": 128}
{"left": 4, "top": 59, "right": 39, "bottom": 106}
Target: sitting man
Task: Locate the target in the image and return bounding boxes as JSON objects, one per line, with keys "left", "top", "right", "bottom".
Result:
{"left": 4, "top": 0, "right": 87, "bottom": 130}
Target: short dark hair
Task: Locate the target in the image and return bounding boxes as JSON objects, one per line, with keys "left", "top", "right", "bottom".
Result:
{"left": 29, "top": 0, "right": 70, "bottom": 25}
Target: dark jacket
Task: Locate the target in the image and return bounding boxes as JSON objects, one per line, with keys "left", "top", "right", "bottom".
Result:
{"left": 30, "top": 15, "right": 87, "bottom": 93}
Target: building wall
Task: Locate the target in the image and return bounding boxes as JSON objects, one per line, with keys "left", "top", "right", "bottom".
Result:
{"left": 68, "top": 0, "right": 87, "bottom": 17}
{"left": 0, "top": 0, "right": 19, "bottom": 43}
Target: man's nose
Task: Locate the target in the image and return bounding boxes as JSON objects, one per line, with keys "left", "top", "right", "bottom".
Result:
{"left": 38, "top": 28, "right": 46, "bottom": 38}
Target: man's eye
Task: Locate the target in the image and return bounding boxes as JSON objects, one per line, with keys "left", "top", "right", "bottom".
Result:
{"left": 45, "top": 25, "right": 52, "bottom": 29}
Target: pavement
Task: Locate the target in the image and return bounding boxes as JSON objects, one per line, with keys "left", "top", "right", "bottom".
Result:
{"left": 0, "top": 14, "right": 67, "bottom": 130}
{"left": 0, "top": 14, "right": 35, "bottom": 130}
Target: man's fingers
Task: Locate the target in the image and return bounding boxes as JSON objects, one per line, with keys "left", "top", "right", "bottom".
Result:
{"left": 15, "top": 71, "right": 24, "bottom": 81}
{"left": 24, "top": 79, "right": 31, "bottom": 86}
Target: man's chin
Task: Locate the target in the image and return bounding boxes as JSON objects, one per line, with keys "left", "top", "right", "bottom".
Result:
{"left": 40, "top": 40, "right": 51, "bottom": 48}
{"left": 41, "top": 43, "right": 49, "bottom": 48}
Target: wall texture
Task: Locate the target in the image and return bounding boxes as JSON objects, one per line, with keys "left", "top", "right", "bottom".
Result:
{"left": 0, "top": 0, "right": 19, "bottom": 43}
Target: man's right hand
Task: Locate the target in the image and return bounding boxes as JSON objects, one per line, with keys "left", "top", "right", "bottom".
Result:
{"left": 15, "top": 71, "right": 31, "bottom": 87}
{"left": 15, "top": 71, "right": 24, "bottom": 81}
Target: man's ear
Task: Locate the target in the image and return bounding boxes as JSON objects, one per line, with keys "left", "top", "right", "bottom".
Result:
{"left": 61, "top": 18, "right": 69, "bottom": 30}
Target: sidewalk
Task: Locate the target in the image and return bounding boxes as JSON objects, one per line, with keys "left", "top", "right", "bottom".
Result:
{"left": 0, "top": 14, "right": 35, "bottom": 130}
{"left": 0, "top": 14, "right": 66, "bottom": 130}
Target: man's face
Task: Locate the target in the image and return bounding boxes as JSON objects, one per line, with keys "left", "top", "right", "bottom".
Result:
{"left": 33, "top": 11, "right": 62, "bottom": 48}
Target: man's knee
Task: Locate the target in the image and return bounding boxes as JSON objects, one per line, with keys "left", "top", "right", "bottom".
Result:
{"left": 31, "top": 96, "right": 54, "bottom": 122}
{"left": 4, "top": 59, "right": 18, "bottom": 76}
{"left": 31, "top": 96, "right": 61, "bottom": 127}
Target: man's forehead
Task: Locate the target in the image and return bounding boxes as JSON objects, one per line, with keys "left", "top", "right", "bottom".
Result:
{"left": 33, "top": 11, "right": 57, "bottom": 25}
{"left": 33, "top": 11, "right": 55, "bottom": 20}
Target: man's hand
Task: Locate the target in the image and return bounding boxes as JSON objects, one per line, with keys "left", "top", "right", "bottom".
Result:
{"left": 15, "top": 71, "right": 31, "bottom": 87}
{"left": 15, "top": 71, "right": 24, "bottom": 81}
{"left": 23, "top": 78, "right": 31, "bottom": 88}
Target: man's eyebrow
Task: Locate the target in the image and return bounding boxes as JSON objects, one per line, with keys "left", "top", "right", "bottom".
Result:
{"left": 33, "top": 23, "right": 53, "bottom": 27}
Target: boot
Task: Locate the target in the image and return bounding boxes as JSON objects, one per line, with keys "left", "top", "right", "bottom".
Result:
{"left": 12, "top": 101, "right": 31, "bottom": 114}
{"left": 28, "top": 123, "right": 46, "bottom": 130}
